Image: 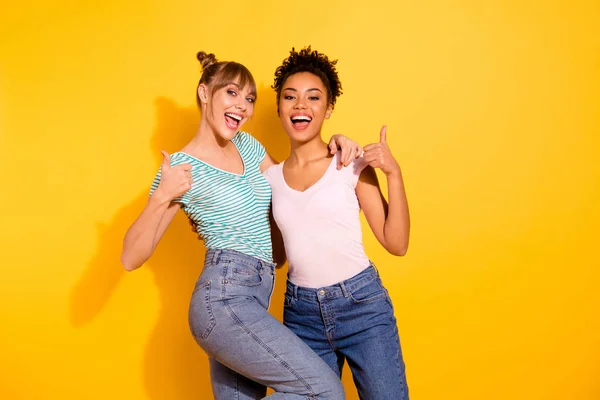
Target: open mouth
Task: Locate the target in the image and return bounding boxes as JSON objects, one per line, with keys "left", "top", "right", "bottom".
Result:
{"left": 225, "top": 112, "right": 242, "bottom": 129}
{"left": 290, "top": 115, "right": 312, "bottom": 130}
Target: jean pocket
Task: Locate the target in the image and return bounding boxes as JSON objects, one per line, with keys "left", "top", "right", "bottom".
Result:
{"left": 226, "top": 262, "right": 263, "bottom": 287}
{"left": 284, "top": 293, "right": 296, "bottom": 308}
{"left": 189, "top": 281, "right": 216, "bottom": 340}
{"left": 349, "top": 278, "right": 388, "bottom": 304}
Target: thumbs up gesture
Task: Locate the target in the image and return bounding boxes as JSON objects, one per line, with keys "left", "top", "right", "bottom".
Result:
{"left": 155, "top": 151, "right": 193, "bottom": 202}
{"left": 363, "top": 126, "right": 401, "bottom": 177}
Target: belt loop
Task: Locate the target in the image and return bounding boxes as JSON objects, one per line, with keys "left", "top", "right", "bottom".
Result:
{"left": 212, "top": 249, "right": 221, "bottom": 264}
{"left": 371, "top": 261, "right": 379, "bottom": 275}
{"left": 293, "top": 282, "right": 298, "bottom": 299}
{"left": 340, "top": 281, "right": 350, "bottom": 298}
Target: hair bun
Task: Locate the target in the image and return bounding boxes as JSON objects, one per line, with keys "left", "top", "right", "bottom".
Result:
{"left": 197, "top": 51, "right": 218, "bottom": 70}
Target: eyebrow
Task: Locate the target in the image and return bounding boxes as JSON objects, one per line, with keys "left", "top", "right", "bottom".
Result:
{"left": 282, "top": 87, "right": 323, "bottom": 93}
{"left": 227, "top": 82, "right": 256, "bottom": 96}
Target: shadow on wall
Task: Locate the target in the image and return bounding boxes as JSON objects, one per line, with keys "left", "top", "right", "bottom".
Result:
{"left": 69, "top": 84, "right": 298, "bottom": 399}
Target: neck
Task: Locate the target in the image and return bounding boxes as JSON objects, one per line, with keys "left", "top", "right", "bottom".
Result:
{"left": 288, "top": 135, "right": 329, "bottom": 166}
{"left": 185, "top": 112, "right": 231, "bottom": 154}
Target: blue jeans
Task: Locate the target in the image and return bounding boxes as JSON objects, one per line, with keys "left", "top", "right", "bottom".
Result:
{"left": 188, "top": 249, "right": 345, "bottom": 400}
{"left": 284, "top": 265, "right": 409, "bottom": 400}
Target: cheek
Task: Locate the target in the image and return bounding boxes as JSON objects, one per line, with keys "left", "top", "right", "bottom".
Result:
{"left": 312, "top": 104, "right": 327, "bottom": 116}
{"left": 219, "top": 96, "right": 233, "bottom": 108}
{"left": 278, "top": 109, "right": 289, "bottom": 124}
{"left": 212, "top": 91, "right": 232, "bottom": 106}
{"left": 278, "top": 103, "right": 290, "bottom": 118}
{"left": 246, "top": 103, "right": 255, "bottom": 117}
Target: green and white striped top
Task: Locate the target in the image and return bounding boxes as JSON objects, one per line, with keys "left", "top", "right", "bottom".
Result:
{"left": 150, "top": 131, "right": 273, "bottom": 263}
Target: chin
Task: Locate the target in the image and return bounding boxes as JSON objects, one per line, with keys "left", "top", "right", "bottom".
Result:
{"left": 218, "top": 130, "right": 238, "bottom": 141}
{"left": 293, "top": 128, "right": 320, "bottom": 142}
{"left": 289, "top": 134, "right": 314, "bottom": 145}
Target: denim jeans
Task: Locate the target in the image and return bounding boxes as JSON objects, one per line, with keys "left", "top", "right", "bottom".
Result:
{"left": 188, "top": 249, "right": 345, "bottom": 400}
{"left": 284, "top": 265, "right": 409, "bottom": 400}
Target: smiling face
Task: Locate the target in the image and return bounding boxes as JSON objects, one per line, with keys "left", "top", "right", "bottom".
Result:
{"left": 199, "top": 81, "right": 256, "bottom": 141}
{"left": 278, "top": 72, "right": 332, "bottom": 144}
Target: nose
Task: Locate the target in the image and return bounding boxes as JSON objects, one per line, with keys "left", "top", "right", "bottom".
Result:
{"left": 235, "top": 99, "right": 247, "bottom": 111}
{"left": 293, "top": 99, "right": 307, "bottom": 110}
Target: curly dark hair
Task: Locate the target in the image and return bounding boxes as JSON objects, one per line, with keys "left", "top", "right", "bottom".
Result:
{"left": 272, "top": 46, "right": 342, "bottom": 110}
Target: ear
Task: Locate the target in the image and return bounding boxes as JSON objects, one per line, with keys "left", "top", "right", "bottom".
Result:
{"left": 197, "top": 84, "right": 209, "bottom": 104}
{"left": 325, "top": 104, "right": 333, "bottom": 119}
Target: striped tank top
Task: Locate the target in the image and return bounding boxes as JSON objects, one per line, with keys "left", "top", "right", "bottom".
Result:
{"left": 150, "top": 131, "right": 273, "bottom": 262}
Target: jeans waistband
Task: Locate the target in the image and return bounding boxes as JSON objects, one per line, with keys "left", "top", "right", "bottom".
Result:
{"left": 205, "top": 248, "right": 276, "bottom": 271}
{"left": 286, "top": 264, "right": 379, "bottom": 300}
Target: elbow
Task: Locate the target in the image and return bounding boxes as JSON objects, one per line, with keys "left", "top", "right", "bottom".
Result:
{"left": 396, "top": 247, "right": 408, "bottom": 257}
{"left": 389, "top": 248, "right": 408, "bottom": 257}
{"left": 120, "top": 253, "right": 141, "bottom": 272}
{"left": 386, "top": 242, "right": 409, "bottom": 257}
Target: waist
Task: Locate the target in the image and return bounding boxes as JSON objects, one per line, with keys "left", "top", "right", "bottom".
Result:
{"left": 201, "top": 232, "right": 273, "bottom": 264}
{"left": 286, "top": 246, "right": 370, "bottom": 287}
{"left": 286, "top": 264, "right": 378, "bottom": 300}
{"left": 205, "top": 248, "right": 276, "bottom": 270}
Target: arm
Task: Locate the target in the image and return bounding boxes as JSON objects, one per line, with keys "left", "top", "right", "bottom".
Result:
{"left": 356, "top": 126, "right": 410, "bottom": 256}
{"left": 120, "top": 152, "right": 193, "bottom": 271}
{"left": 258, "top": 135, "right": 362, "bottom": 173}
{"left": 269, "top": 208, "right": 287, "bottom": 268}
{"left": 121, "top": 196, "right": 181, "bottom": 271}
{"left": 260, "top": 151, "right": 278, "bottom": 173}
{"left": 260, "top": 156, "right": 287, "bottom": 267}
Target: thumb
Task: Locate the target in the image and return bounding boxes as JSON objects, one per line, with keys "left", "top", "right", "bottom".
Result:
{"left": 328, "top": 139, "right": 338, "bottom": 155}
{"left": 161, "top": 151, "right": 171, "bottom": 169}
{"left": 380, "top": 125, "right": 387, "bottom": 144}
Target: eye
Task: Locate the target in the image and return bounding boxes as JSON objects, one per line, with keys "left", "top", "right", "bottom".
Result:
{"left": 227, "top": 89, "right": 237, "bottom": 96}
{"left": 246, "top": 97, "right": 255, "bottom": 104}
{"left": 308, "top": 96, "right": 320, "bottom": 101}
{"left": 284, "top": 95, "right": 295, "bottom": 100}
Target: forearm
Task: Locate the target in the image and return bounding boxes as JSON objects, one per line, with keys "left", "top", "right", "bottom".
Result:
{"left": 382, "top": 170, "right": 410, "bottom": 256}
{"left": 269, "top": 210, "right": 287, "bottom": 268}
{"left": 121, "top": 193, "right": 172, "bottom": 271}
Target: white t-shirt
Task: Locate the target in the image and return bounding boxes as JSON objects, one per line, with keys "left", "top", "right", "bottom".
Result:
{"left": 263, "top": 152, "right": 371, "bottom": 288}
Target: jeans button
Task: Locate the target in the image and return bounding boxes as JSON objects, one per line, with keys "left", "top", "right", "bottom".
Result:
{"left": 319, "top": 290, "right": 325, "bottom": 296}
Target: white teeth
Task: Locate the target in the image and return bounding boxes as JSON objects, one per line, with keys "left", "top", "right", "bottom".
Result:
{"left": 291, "top": 116, "right": 311, "bottom": 122}
{"left": 225, "top": 113, "right": 242, "bottom": 121}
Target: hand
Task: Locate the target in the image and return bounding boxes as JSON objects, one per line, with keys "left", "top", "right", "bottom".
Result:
{"left": 328, "top": 134, "right": 363, "bottom": 170}
{"left": 154, "top": 151, "right": 193, "bottom": 202}
{"left": 363, "top": 126, "right": 401, "bottom": 176}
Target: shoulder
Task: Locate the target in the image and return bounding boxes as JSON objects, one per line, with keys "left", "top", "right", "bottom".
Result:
{"left": 235, "top": 131, "right": 267, "bottom": 165}
{"left": 351, "top": 154, "right": 368, "bottom": 174}
{"left": 331, "top": 151, "right": 368, "bottom": 187}
{"left": 262, "top": 162, "right": 282, "bottom": 182}
{"left": 333, "top": 151, "right": 368, "bottom": 176}
{"left": 167, "top": 152, "right": 207, "bottom": 177}
{"left": 234, "top": 131, "right": 260, "bottom": 146}
{"left": 169, "top": 151, "right": 194, "bottom": 164}
{"left": 235, "top": 130, "right": 265, "bottom": 152}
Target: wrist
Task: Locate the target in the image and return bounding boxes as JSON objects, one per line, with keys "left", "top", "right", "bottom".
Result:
{"left": 384, "top": 165, "right": 402, "bottom": 179}
{"left": 150, "top": 188, "right": 172, "bottom": 206}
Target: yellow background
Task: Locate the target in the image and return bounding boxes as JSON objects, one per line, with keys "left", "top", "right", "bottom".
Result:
{"left": 1, "top": 0, "right": 598, "bottom": 399}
